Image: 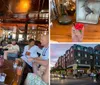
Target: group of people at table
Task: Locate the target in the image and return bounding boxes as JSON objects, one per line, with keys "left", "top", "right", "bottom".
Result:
{"left": 0, "top": 35, "right": 49, "bottom": 85}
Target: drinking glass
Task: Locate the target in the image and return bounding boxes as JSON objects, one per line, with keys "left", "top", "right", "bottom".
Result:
{"left": 0, "top": 73, "right": 6, "bottom": 82}
{"left": 72, "top": 26, "right": 84, "bottom": 42}
{"left": 17, "top": 66, "right": 22, "bottom": 76}
{"left": 26, "top": 51, "right": 30, "bottom": 56}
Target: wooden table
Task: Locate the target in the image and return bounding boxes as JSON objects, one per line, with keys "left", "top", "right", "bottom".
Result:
{"left": 0, "top": 60, "right": 25, "bottom": 85}
{"left": 50, "top": 16, "right": 100, "bottom": 42}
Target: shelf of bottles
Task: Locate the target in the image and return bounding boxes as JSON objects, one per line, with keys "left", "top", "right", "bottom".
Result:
{"left": 12, "top": 10, "right": 49, "bottom": 20}
{"left": 27, "top": 25, "right": 48, "bottom": 40}
{"left": 29, "top": 10, "right": 49, "bottom": 21}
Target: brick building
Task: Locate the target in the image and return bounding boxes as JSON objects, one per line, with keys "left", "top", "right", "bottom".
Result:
{"left": 54, "top": 44, "right": 100, "bottom": 73}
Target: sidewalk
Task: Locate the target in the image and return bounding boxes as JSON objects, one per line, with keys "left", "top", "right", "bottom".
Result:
{"left": 66, "top": 75, "right": 91, "bottom": 80}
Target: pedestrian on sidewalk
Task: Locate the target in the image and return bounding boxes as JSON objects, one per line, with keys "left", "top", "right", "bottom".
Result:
{"left": 90, "top": 72, "right": 94, "bottom": 80}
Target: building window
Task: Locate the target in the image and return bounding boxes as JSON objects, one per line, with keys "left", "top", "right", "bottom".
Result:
{"left": 85, "top": 54, "right": 87, "bottom": 58}
{"left": 84, "top": 48, "right": 87, "bottom": 51}
{"left": 71, "top": 48, "right": 73, "bottom": 51}
{"left": 96, "top": 62, "right": 98, "bottom": 65}
{"left": 78, "top": 53, "right": 80, "bottom": 56}
{"left": 63, "top": 60, "right": 65, "bottom": 63}
{"left": 89, "top": 49, "right": 93, "bottom": 54}
{"left": 90, "top": 56, "right": 93, "bottom": 59}
{"left": 96, "top": 56, "right": 98, "bottom": 60}
{"left": 77, "top": 47, "right": 80, "bottom": 50}
{"left": 76, "top": 60, "right": 80, "bottom": 64}
{"left": 71, "top": 53, "right": 73, "bottom": 57}
{"left": 78, "top": 60, "right": 80, "bottom": 64}
{"left": 85, "top": 61, "right": 87, "bottom": 64}
{"left": 95, "top": 51, "right": 98, "bottom": 54}
{"left": 68, "top": 56, "right": 69, "bottom": 59}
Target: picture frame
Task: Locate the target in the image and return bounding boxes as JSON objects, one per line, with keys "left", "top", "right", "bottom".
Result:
{"left": 76, "top": 0, "right": 100, "bottom": 24}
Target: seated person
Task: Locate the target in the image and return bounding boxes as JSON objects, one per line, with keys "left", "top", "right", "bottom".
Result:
{"left": 17, "top": 39, "right": 42, "bottom": 85}
{"left": 24, "top": 60, "right": 49, "bottom": 85}
{"left": 19, "top": 39, "right": 42, "bottom": 72}
{"left": 3, "top": 40, "right": 19, "bottom": 60}
{"left": 28, "top": 35, "right": 49, "bottom": 77}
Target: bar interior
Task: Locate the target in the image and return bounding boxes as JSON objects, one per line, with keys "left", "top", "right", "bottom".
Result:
{"left": 0, "top": 0, "right": 49, "bottom": 85}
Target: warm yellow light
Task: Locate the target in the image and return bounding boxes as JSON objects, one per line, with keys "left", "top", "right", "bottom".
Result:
{"left": 23, "top": 3, "right": 28, "bottom": 9}
{"left": 15, "top": 0, "right": 31, "bottom": 13}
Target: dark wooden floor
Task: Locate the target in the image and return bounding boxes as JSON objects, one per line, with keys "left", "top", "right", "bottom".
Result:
{"left": 50, "top": 17, "right": 100, "bottom": 42}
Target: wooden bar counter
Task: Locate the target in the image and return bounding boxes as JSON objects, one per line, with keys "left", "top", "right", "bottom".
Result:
{"left": 0, "top": 60, "right": 25, "bottom": 85}
{"left": 50, "top": 17, "right": 100, "bottom": 42}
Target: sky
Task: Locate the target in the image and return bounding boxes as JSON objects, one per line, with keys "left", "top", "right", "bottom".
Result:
{"left": 50, "top": 44, "right": 98, "bottom": 67}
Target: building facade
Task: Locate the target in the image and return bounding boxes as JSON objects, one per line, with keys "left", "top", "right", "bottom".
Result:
{"left": 54, "top": 44, "right": 100, "bottom": 73}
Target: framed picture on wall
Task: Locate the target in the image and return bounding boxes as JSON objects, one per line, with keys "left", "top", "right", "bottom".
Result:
{"left": 76, "top": 0, "right": 100, "bottom": 24}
